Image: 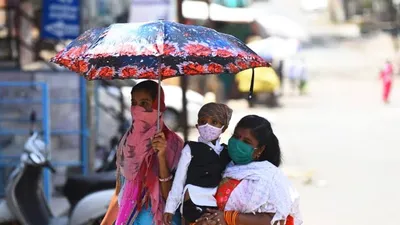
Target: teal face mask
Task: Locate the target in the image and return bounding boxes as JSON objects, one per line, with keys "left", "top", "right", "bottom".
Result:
{"left": 228, "top": 137, "right": 256, "bottom": 165}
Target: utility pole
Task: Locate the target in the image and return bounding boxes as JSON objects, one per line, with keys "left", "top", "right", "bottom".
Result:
{"left": 80, "top": 0, "right": 95, "bottom": 173}
{"left": 177, "top": 0, "right": 189, "bottom": 142}
{"left": 387, "top": 0, "right": 399, "bottom": 51}
{"left": 87, "top": 82, "right": 96, "bottom": 173}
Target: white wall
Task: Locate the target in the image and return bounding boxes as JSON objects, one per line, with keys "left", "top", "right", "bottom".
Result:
{"left": 128, "top": 0, "right": 177, "bottom": 22}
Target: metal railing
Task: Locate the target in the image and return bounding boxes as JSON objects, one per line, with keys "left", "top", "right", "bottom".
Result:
{"left": 0, "top": 75, "right": 90, "bottom": 200}
{"left": 0, "top": 81, "right": 51, "bottom": 199}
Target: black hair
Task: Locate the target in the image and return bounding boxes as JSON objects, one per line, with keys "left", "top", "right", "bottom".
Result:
{"left": 235, "top": 115, "right": 282, "bottom": 167}
{"left": 130, "top": 80, "right": 159, "bottom": 100}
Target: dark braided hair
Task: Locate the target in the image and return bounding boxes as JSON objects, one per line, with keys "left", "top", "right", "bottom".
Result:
{"left": 235, "top": 115, "right": 282, "bottom": 167}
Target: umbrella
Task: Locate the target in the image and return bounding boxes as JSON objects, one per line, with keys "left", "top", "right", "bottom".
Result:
{"left": 51, "top": 20, "right": 268, "bottom": 129}
{"left": 247, "top": 36, "right": 300, "bottom": 60}
{"left": 236, "top": 67, "right": 280, "bottom": 93}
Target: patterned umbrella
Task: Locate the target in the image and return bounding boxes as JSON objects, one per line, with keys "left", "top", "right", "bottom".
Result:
{"left": 51, "top": 21, "right": 268, "bottom": 130}
{"left": 51, "top": 20, "right": 268, "bottom": 80}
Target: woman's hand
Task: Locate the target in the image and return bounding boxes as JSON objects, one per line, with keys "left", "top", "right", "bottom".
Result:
{"left": 151, "top": 132, "right": 167, "bottom": 157}
{"left": 195, "top": 209, "right": 227, "bottom": 225}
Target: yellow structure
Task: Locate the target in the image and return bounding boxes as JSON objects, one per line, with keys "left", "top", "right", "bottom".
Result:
{"left": 236, "top": 67, "right": 280, "bottom": 93}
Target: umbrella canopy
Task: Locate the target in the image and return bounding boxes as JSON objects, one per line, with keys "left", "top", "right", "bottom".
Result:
{"left": 236, "top": 67, "right": 280, "bottom": 93}
{"left": 51, "top": 20, "right": 267, "bottom": 80}
{"left": 247, "top": 36, "right": 300, "bottom": 60}
{"left": 51, "top": 21, "right": 268, "bottom": 130}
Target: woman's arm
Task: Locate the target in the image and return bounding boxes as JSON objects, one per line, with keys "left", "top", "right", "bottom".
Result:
{"left": 196, "top": 209, "right": 284, "bottom": 225}
{"left": 158, "top": 153, "right": 173, "bottom": 199}
{"left": 100, "top": 192, "right": 119, "bottom": 225}
{"left": 152, "top": 131, "right": 175, "bottom": 200}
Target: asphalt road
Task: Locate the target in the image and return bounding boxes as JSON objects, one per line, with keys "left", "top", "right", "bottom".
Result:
{"left": 210, "top": 31, "right": 400, "bottom": 225}
{"left": 221, "top": 1, "right": 400, "bottom": 224}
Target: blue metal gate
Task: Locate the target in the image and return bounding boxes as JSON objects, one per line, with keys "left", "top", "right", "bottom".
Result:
{"left": 0, "top": 81, "right": 51, "bottom": 199}
{"left": 0, "top": 73, "right": 90, "bottom": 201}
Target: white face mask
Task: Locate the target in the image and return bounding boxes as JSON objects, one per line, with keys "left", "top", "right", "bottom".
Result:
{"left": 197, "top": 123, "right": 224, "bottom": 142}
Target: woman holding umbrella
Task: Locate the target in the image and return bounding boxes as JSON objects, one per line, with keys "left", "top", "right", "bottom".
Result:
{"left": 101, "top": 80, "right": 184, "bottom": 225}
{"left": 51, "top": 20, "right": 268, "bottom": 225}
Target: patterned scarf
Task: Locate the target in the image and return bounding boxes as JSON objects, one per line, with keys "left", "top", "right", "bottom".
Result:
{"left": 115, "top": 83, "right": 183, "bottom": 225}
{"left": 116, "top": 119, "right": 183, "bottom": 225}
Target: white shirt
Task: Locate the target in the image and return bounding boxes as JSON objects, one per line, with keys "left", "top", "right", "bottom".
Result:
{"left": 287, "top": 60, "right": 307, "bottom": 81}
{"left": 223, "top": 161, "right": 303, "bottom": 225}
{"left": 164, "top": 137, "right": 225, "bottom": 214}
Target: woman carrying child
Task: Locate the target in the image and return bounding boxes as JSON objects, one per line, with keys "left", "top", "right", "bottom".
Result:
{"left": 195, "top": 115, "right": 302, "bottom": 225}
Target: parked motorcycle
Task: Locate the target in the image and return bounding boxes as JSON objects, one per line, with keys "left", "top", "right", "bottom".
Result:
{"left": 62, "top": 136, "right": 118, "bottom": 208}
{"left": 0, "top": 132, "right": 113, "bottom": 225}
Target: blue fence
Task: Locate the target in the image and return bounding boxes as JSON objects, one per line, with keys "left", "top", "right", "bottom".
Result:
{"left": 0, "top": 75, "right": 89, "bottom": 199}
{"left": 0, "top": 81, "right": 51, "bottom": 199}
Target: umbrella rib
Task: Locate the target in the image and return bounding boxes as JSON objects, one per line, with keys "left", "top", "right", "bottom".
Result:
{"left": 158, "top": 20, "right": 166, "bottom": 75}
{"left": 156, "top": 20, "right": 165, "bottom": 131}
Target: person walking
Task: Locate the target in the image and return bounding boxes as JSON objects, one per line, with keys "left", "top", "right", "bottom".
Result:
{"left": 101, "top": 80, "right": 184, "bottom": 225}
{"left": 297, "top": 59, "right": 308, "bottom": 95}
{"left": 380, "top": 60, "right": 394, "bottom": 104}
{"left": 288, "top": 58, "right": 307, "bottom": 95}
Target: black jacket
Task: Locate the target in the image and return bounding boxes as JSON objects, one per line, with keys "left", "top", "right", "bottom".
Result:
{"left": 185, "top": 141, "right": 231, "bottom": 188}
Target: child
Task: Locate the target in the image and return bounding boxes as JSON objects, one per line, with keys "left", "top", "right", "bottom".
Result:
{"left": 163, "top": 103, "right": 233, "bottom": 225}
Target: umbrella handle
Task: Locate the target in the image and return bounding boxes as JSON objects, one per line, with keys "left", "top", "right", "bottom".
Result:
{"left": 157, "top": 75, "right": 161, "bottom": 131}
{"left": 248, "top": 68, "right": 255, "bottom": 100}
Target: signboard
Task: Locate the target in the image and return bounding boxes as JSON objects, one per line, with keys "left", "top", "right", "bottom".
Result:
{"left": 128, "top": 0, "right": 176, "bottom": 23}
{"left": 41, "top": 0, "right": 81, "bottom": 40}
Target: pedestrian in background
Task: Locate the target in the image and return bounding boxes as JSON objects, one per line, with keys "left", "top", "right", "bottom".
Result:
{"left": 297, "top": 59, "right": 308, "bottom": 95}
{"left": 288, "top": 58, "right": 307, "bottom": 95}
{"left": 379, "top": 60, "right": 394, "bottom": 104}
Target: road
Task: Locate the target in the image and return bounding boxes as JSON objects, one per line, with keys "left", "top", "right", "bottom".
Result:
{"left": 226, "top": 1, "right": 400, "bottom": 224}
{"left": 203, "top": 33, "right": 399, "bottom": 225}
{"left": 201, "top": 1, "right": 400, "bottom": 224}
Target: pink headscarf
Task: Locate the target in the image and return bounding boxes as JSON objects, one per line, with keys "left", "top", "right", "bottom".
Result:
{"left": 116, "top": 83, "right": 183, "bottom": 225}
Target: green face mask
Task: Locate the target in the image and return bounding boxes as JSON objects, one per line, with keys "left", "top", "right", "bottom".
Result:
{"left": 228, "top": 137, "right": 256, "bottom": 165}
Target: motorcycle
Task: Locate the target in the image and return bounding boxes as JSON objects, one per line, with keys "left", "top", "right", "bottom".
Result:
{"left": 0, "top": 132, "right": 113, "bottom": 225}
{"left": 62, "top": 136, "right": 119, "bottom": 208}
{"left": 61, "top": 101, "right": 130, "bottom": 212}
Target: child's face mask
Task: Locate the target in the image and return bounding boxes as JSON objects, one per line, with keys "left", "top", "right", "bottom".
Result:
{"left": 197, "top": 123, "right": 224, "bottom": 142}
